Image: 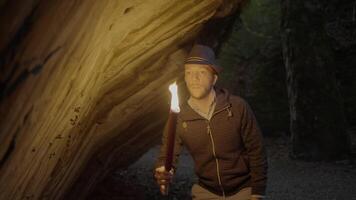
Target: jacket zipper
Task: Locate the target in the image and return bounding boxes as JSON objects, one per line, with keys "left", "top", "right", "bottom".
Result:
{"left": 206, "top": 104, "right": 230, "bottom": 198}
{"left": 207, "top": 122, "right": 226, "bottom": 199}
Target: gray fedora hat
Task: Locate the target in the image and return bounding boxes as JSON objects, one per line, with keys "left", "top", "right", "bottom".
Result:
{"left": 184, "top": 44, "right": 222, "bottom": 74}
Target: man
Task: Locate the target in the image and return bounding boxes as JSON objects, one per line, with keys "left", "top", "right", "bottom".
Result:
{"left": 154, "top": 44, "right": 268, "bottom": 200}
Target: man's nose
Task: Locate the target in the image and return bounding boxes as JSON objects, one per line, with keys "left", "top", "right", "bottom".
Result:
{"left": 192, "top": 72, "right": 200, "bottom": 80}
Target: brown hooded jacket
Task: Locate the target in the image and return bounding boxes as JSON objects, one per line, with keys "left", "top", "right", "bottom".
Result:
{"left": 155, "top": 88, "right": 268, "bottom": 196}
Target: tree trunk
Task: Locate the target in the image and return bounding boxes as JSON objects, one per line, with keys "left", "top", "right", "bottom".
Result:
{"left": 281, "top": 0, "right": 352, "bottom": 160}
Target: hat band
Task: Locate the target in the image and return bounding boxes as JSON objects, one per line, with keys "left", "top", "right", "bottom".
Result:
{"left": 186, "top": 56, "right": 209, "bottom": 62}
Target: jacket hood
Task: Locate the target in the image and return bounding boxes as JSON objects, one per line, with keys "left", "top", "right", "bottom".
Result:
{"left": 179, "top": 87, "right": 231, "bottom": 121}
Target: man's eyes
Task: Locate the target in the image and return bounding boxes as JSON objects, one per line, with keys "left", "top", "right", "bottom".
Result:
{"left": 185, "top": 71, "right": 207, "bottom": 75}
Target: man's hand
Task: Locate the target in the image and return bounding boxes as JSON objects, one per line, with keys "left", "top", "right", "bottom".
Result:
{"left": 154, "top": 166, "right": 174, "bottom": 195}
{"left": 251, "top": 196, "right": 264, "bottom": 200}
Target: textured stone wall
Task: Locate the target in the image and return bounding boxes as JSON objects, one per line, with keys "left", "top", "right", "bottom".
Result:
{"left": 0, "top": 0, "right": 242, "bottom": 199}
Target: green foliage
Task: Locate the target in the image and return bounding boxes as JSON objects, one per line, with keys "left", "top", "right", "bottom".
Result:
{"left": 217, "top": 0, "right": 289, "bottom": 135}
{"left": 216, "top": 0, "right": 356, "bottom": 135}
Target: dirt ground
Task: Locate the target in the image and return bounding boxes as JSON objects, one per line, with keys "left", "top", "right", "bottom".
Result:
{"left": 89, "top": 134, "right": 356, "bottom": 200}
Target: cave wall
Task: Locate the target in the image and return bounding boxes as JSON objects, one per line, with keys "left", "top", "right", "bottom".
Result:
{"left": 281, "top": 0, "right": 352, "bottom": 160}
{"left": 217, "top": 0, "right": 356, "bottom": 136}
{"left": 0, "top": 0, "right": 242, "bottom": 199}
{"left": 217, "top": 0, "right": 289, "bottom": 135}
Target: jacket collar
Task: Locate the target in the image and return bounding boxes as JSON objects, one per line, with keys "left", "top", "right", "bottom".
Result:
{"left": 179, "top": 87, "right": 231, "bottom": 121}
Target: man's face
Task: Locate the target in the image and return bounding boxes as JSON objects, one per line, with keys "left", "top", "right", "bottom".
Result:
{"left": 184, "top": 64, "right": 217, "bottom": 99}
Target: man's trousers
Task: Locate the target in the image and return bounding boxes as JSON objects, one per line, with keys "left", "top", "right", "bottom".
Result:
{"left": 191, "top": 184, "right": 252, "bottom": 200}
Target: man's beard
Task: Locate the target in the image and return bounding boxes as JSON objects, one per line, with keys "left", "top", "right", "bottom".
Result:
{"left": 188, "top": 85, "right": 213, "bottom": 100}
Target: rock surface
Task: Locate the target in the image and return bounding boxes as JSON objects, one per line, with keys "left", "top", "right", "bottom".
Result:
{"left": 0, "top": 1, "right": 242, "bottom": 199}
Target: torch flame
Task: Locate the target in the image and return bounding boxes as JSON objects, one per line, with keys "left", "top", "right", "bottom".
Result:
{"left": 169, "top": 82, "right": 180, "bottom": 113}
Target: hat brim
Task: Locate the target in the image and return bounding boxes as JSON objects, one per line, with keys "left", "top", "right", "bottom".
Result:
{"left": 184, "top": 60, "right": 222, "bottom": 74}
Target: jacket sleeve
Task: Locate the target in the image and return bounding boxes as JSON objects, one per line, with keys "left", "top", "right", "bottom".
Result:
{"left": 240, "top": 99, "right": 268, "bottom": 196}
{"left": 154, "top": 117, "right": 183, "bottom": 171}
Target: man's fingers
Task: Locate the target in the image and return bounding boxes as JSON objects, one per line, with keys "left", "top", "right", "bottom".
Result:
{"left": 160, "top": 185, "right": 165, "bottom": 195}
{"left": 155, "top": 173, "right": 172, "bottom": 180}
{"left": 155, "top": 171, "right": 173, "bottom": 180}
{"left": 160, "top": 184, "right": 165, "bottom": 191}
{"left": 156, "top": 166, "right": 174, "bottom": 174}
{"left": 160, "top": 184, "right": 169, "bottom": 195}
{"left": 154, "top": 166, "right": 173, "bottom": 194}
{"left": 157, "top": 178, "right": 173, "bottom": 185}
{"left": 157, "top": 179, "right": 167, "bottom": 185}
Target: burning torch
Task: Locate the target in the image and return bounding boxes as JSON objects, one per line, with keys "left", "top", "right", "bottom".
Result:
{"left": 163, "top": 82, "right": 180, "bottom": 195}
